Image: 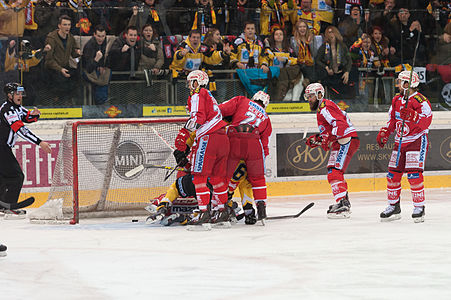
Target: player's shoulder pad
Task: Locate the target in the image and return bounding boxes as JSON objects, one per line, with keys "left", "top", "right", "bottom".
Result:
{"left": 413, "top": 93, "right": 427, "bottom": 103}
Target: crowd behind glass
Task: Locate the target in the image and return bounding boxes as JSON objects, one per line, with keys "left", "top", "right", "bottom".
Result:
{"left": 0, "top": 0, "right": 450, "bottom": 108}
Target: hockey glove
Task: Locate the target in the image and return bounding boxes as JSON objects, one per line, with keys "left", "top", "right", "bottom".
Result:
{"left": 306, "top": 134, "right": 322, "bottom": 148}
{"left": 173, "top": 146, "right": 190, "bottom": 167}
{"left": 320, "top": 133, "right": 331, "bottom": 151}
{"left": 174, "top": 128, "right": 190, "bottom": 152}
{"left": 377, "top": 127, "right": 390, "bottom": 148}
{"left": 400, "top": 107, "right": 419, "bottom": 123}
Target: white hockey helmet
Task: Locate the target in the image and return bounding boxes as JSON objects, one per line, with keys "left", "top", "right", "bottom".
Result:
{"left": 397, "top": 70, "right": 420, "bottom": 89}
{"left": 252, "top": 90, "right": 270, "bottom": 108}
{"left": 187, "top": 70, "right": 209, "bottom": 90}
{"left": 304, "top": 83, "right": 325, "bottom": 100}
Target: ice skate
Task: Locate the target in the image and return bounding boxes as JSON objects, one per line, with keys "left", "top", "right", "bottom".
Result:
{"left": 327, "top": 197, "right": 351, "bottom": 219}
{"left": 210, "top": 208, "right": 230, "bottom": 224}
{"left": 160, "top": 213, "right": 187, "bottom": 226}
{"left": 187, "top": 209, "right": 211, "bottom": 225}
{"left": 2, "top": 209, "right": 26, "bottom": 220}
{"left": 412, "top": 206, "right": 425, "bottom": 223}
{"left": 243, "top": 203, "right": 257, "bottom": 225}
{"left": 380, "top": 201, "right": 401, "bottom": 222}
{"left": 256, "top": 201, "right": 267, "bottom": 225}
{"left": 145, "top": 201, "right": 170, "bottom": 223}
{"left": 0, "top": 243, "right": 6, "bottom": 257}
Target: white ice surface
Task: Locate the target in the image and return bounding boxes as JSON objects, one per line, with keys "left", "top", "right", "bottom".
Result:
{"left": 2, "top": 189, "right": 451, "bottom": 300}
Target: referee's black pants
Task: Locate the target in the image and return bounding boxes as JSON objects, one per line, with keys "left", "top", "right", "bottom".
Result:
{"left": 0, "top": 145, "right": 24, "bottom": 205}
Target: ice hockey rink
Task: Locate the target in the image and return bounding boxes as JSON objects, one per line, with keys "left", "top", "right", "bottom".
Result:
{"left": 2, "top": 188, "right": 451, "bottom": 300}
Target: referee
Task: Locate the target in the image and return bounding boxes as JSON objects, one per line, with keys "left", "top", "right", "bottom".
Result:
{"left": 0, "top": 83, "right": 51, "bottom": 217}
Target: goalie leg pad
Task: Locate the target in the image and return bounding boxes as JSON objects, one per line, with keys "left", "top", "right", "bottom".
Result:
{"left": 192, "top": 175, "right": 210, "bottom": 210}
{"left": 247, "top": 175, "right": 267, "bottom": 203}
{"left": 407, "top": 172, "right": 425, "bottom": 206}
{"left": 327, "top": 168, "right": 347, "bottom": 201}
{"left": 387, "top": 171, "right": 403, "bottom": 204}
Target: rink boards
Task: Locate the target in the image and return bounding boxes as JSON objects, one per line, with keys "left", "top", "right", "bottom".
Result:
{"left": 18, "top": 112, "right": 451, "bottom": 207}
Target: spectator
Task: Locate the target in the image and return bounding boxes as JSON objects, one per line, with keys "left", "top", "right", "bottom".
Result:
{"left": 4, "top": 39, "right": 51, "bottom": 105}
{"left": 169, "top": 29, "right": 203, "bottom": 80}
{"left": 370, "top": 0, "right": 397, "bottom": 32}
{"left": 290, "top": 18, "right": 317, "bottom": 82}
{"left": 138, "top": 23, "right": 164, "bottom": 74}
{"left": 106, "top": 25, "right": 141, "bottom": 79}
{"left": 109, "top": 0, "right": 134, "bottom": 35}
{"left": 387, "top": 7, "right": 426, "bottom": 66}
{"left": 283, "top": 0, "right": 322, "bottom": 35}
{"left": 334, "top": 0, "right": 369, "bottom": 24}
{"left": 63, "top": 0, "right": 94, "bottom": 36}
{"left": 230, "top": 21, "right": 264, "bottom": 69}
{"left": 349, "top": 33, "right": 380, "bottom": 96}
{"left": 0, "top": 0, "right": 30, "bottom": 37}
{"left": 82, "top": 25, "right": 111, "bottom": 105}
{"left": 430, "top": 23, "right": 451, "bottom": 65}
{"left": 33, "top": 0, "right": 62, "bottom": 48}
{"left": 262, "top": 28, "right": 300, "bottom": 102}
{"left": 228, "top": 0, "right": 255, "bottom": 36}
{"left": 201, "top": 27, "right": 231, "bottom": 94}
{"left": 369, "top": 26, "right": 393, "bottom": 68}
{"left": 260, "top": 0, "right": 286, "bottom": 37}
{"left": 191, "top": 0, "right": 217, "bottom": 35}
{"left": 166, "top": 0, "right": 195, "bottom": 35}
{"left": 316, "top": 25, "right": 353, "bottom": 98}
{"left": 128, "top": 0, "right": 164, "bottom": 37}
{"left": 44, "top": 14, "right": 82, "bottom": 104}
{"left": 314, "top": 0, "right": 335, "bottom": 33}
{"left": 338, "top": 4, "right": 369, "bottom": 47}
{"left": 369, "top": 26, "right": 395, "bottom": 104}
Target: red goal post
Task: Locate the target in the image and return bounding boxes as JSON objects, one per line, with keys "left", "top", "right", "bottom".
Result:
{"left": 31, "top": 118, "right": 188, "bottom": 224}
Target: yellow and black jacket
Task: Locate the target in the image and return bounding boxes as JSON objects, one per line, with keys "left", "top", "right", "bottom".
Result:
{"left": 230, "top": 34, "right": 265, "bottom": 68}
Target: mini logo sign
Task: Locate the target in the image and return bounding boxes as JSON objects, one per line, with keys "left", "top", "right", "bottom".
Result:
{"left": 104, "top": 106, "right": 122, "bottom": 118}
{"left": 114, "top": 141, "right": 145, "bottom": 179}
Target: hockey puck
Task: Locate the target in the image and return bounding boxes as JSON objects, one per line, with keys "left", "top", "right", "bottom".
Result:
{"left": 132, "top": 219, "right": 138, "bottom": 222}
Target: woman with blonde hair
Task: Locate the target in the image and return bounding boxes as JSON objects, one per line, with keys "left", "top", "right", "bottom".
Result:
{"left": 290, "top": 19, "right": 317, "bottom": 82}
{"left": 316, "top": 26, "right": 353, "bottom": 98}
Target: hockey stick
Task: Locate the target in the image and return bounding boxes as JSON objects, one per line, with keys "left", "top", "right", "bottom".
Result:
{"left": 395, "top": 31, "right": 421, "bottom": 167}
{"left": 236, "top": 202, "right": 314, "bottom": 221}
{"left": 0, "top": 197, "right": 35, "bottom": 210}
{"left": 125, "top": 164, "right": 185, "bottom": 178}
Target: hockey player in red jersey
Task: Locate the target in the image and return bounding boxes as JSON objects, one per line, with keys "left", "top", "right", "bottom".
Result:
{"left": 377, "top": 70, "right": 432, "bottom": 223}
{"left": 219, "top": 91, "right": 272, "bottom": 223}
{"left": 174, "top": 70, "right": 230, "bottom": 224}
{"left": 304, "top": 83, "right": 360, "bottom": 219}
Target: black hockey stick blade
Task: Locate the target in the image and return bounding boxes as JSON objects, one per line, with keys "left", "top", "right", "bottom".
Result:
{"left": 0, "top": 197, "right": 35, "bottom": 210}
{"left": 267, "top": 202, "right": 314, "bottom": 220}
{"left": 164, "top": 164, "right": 179, "bottom": 181}
{"left": 236, "top": 202, "right": 315, "bottom": 221}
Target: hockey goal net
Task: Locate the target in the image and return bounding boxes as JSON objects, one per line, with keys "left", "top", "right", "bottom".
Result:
{"left": 30, "top": 118, "right": 187, "bottom": 224}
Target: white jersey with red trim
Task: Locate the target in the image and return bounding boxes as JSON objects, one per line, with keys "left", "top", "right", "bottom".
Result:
{"left": 385, "top": 92, "right": 432, "bottom": 146}
{"left": 316, "top": 98, "right": 357, "bottom": 139}
{"left": 186, "top": 88, "right": 226, "bottom": 138}
{"left": 0, "top": 100, "right": 41, "bottom": 147}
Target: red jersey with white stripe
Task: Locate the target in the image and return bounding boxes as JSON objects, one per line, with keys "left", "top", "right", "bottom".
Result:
{"left": 187, "top": 88, "right": 227, "bottom": 138}
{"left": 219, "top": 96, "right": 272, "bottom": 156}
{"left": 316, "top": 98, "right": 357, "bottom": 140}
{"left": 385, "top": 92, "right": 432, "bottom": 146}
